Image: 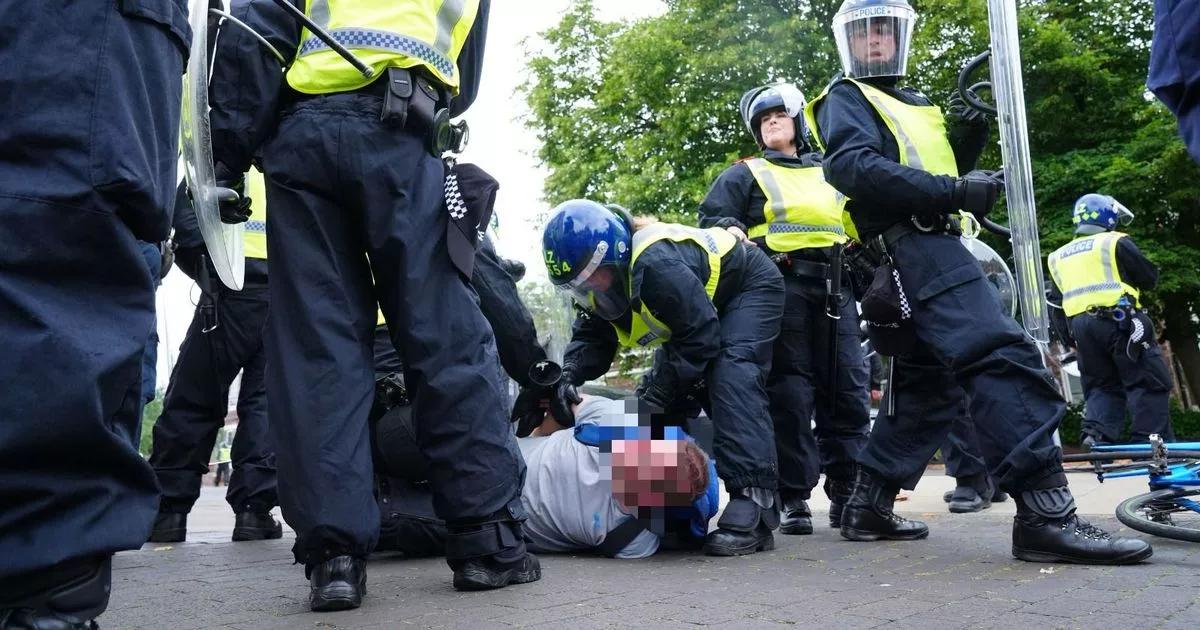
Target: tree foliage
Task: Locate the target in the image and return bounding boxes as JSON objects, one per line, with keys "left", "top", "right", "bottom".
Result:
{"left": 524, "top": 0, "right": 1200, "bottom": 399}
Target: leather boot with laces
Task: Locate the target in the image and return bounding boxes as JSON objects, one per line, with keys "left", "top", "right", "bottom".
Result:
{"left": 779, "top": 496, "right": 813, "bottom": 535}
{"left": 1012, "top": 486, "right": 1152, "bottom": 565}
{"left": 824, "top": 476, "right": 854, "bottom": 529}
{"left": 840, "top": 468, "right": 928, "bottom": 541}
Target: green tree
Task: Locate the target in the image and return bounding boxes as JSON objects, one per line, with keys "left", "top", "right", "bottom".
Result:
{"left": 524, "top": 0, "right": 1200, "bottom": 403}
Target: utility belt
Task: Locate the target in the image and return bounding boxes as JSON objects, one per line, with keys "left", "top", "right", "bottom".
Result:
{"left": 768, "top": 252, "right": 830, "bottom": 281}
{"left": 296, "top": 67, "right": 468, "bottom": 156}
{"left": 865, "top": 213, "right": 963, "bottom": 260}
{"left": 1078, "top": 304, "right": 1138, "bottom": 322}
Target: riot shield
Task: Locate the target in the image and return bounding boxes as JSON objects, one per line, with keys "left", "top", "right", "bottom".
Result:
{"left": 181, "top": 0, "right": 244, "bottom": 290}
{"left": 986, "top": 0, "right": 1047, "bottom": 343}
{"left": 962, "top": 237, "right": 1016, "bottom": 318}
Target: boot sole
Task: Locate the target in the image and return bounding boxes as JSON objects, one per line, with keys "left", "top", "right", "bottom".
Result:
{"left": 704, "top": 536, "right": 776, "bottom": 557}
{"left": 779, "top": 523, "right": 814, "bottom": 535}
{"left": 1012, "top": 545, "right": 1153, "bottom": 566}
{"left": 948, "top": 501, "right": 991, "bottom": 514}
{"left": 840, "top": 527, "right": 929, "bottom": 542}
{"left": 232, "top": 527, "right": 284, "bottom": 542}
{"left": 148, "top": 529, "right": 185, "bottom": 543}
{"left": 310, "top": 587, "right": 363, "bottom": 612}
{"left": 453, "top": 565, "right": 542, "bottom": 591}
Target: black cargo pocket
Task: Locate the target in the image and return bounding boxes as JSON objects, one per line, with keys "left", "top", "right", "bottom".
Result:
{"left": 914, "top": 263, "right": 983, "bottom": 303}
{"left": 119, "top": 0, "right": 192, "bottom": 58}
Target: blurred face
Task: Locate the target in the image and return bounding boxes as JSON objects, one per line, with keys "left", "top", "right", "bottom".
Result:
{"left": 608, "top": 439, "right": 694, "bottom": 510}
{"left": 758, "top": 110, "right": 796, "bottom": 153}
{"left": 850, "top": 21, "right": 896, "bottom": 65}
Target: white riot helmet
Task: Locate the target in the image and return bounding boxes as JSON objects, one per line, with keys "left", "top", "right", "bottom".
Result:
{"left": 738, "top": 82, "right": 808, "bottom": 150}
{"left": 832, "top": 0, "right": 918, "bottom": 79}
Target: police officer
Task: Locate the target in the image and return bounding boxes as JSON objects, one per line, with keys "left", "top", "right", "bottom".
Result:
{"left": 805, "top": 0, "right": 1151, "bottom": 563}
{"left": 1047, "top": 194, "right": 1174, "bottom": 446}
{"left": 147, "top": 170, "right": 281, "bottom": 544}
{"left": 208, "top": 0, "right": 537, "bottom": 609}
{"left": 698, "top": 83, "right": 870, "bottom": 534}
{"left": 0, "top": 2, "right": 190, "bottom": 626}
{"left": 543, "top": 201, "right": 784, "bottom": 556}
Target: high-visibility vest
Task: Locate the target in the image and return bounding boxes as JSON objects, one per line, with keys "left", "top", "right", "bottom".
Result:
{"left": 805, "top": 79, "right": 959, "bottom": 178}
{"left": 609, "top": 224, "right": 737, "bottom": 348}
{"left": 742, "top": 158, "right": 848, "bottom": 251}
{"left": 243, "top": 168, "right": 268, "bottom": 261}
{"left": 286, "top": 0, "right": 480, "bottom": 95}
{"left": 1047, "top": 232, "right": 1141, "bottom": 317}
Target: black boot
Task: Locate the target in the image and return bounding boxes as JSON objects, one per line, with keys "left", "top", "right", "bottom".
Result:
{"left": 0, "top": 556, "right": 110, "bottom": 630}
{"left": 824, "top": 476, "right": 854, "bottom": 529}
{"left": 704, "top": 488, "right": 778, "bottom": 556}
{"left": 452, "top": 553, "right": 542, "bottom": 592}
{"left": 840, "top": 468, "right": 929, "bottom": 541}
{"left": 232, "top": 511, "right": 284, "bottom": 542}
{"left": 308, "top": 555, "right": 366, "bottom": 611}
{"left": 147, "top": 512, "right": 186, "bottom": 543}
{"left": 447, "top": 513, "right": 542, "bottom": 591}
{"left": 779, "top": 496, "right": 813, "bottom": 535}
{"left": 1012, "top": 487, "right": 1152, "bottom": 565}
{"left": 946, "top": 475, "right": 992, "bottom": 514}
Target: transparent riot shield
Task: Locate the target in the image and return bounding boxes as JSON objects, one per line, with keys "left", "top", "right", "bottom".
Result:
{"left": 962, "top": 237, "right": 1017, "bottom": 318}
{"left": 181, "top": 0, "right": 244, "bottom": 290}
{"left": 986, "top": 0, "right": 1047, "bottom": 343}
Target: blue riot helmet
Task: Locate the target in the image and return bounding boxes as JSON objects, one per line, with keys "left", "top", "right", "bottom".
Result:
{"left": 832, "top": 0, "right": 917, "bottom": 79}
{"left": 542, "top": 199, "right": 633, "bottom": 320}
{"left": 1072, "top": 193, "right": 1135, "bottom": 235}
{"left": 738, "top": 83, "right": 808, "bottom": 150}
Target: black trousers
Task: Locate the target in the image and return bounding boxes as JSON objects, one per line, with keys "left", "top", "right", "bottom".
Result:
{"left": 857, "top": 233, "right": 1066, "bottom": 493}
{"left": 771, "top": 273, "right": 870, "bottom": 500}
{"left": 149, "top": 284, "right": 275, "bottom": 514}
{"left": 1073, "top": 313, "right": 1175, "bottom": 443}
{"left": 262, "top": 95, "right": 525, "bottom": 564}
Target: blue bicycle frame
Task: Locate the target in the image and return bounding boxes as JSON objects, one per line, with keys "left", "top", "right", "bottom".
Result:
{"left": 1089, "top": 441, "right": 1200, "bottom": 490}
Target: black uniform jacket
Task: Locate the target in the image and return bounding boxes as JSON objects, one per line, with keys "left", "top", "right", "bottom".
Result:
{"left": 811, "top": 76, "right": 987, "bottom": 240}
{"left": 208, "top": 0, "right": 490, "bottom": 175}
{"left": 563, "top": 239, "right": 747, "bottom": 404}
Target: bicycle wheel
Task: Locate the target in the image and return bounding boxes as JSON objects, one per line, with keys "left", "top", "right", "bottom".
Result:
{"left": 1115, "top": 488, "right": 1200, "bottom": 543}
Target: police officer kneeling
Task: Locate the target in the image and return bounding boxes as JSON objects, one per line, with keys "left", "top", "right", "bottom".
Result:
{"left": 1047, "top": 194, "right": 1175, "bottom": 447}
{"left": 543, "top": 201, "right": 784, "bottom": 556}
{"left": 805, "top": 0, "right": 1151, "bottom": 564}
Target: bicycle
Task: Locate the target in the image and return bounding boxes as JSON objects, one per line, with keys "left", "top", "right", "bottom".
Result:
{"left": 1061, "top": 435, "right": 1200, "bottom": 542}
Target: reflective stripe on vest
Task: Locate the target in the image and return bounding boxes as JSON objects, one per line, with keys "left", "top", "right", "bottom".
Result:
{"left": 742, "top": 159, "right": 848, "bottom": 251}
{"left": 243, "top": 168, "right": 268, "bottom": 261}
{"left": 610, "top": 224, "right": 737, "bottom": 348}
{"left": 1046, "top": 232, "right": 1140, "bottom": 317}
{"left": 287, "top": 0, "right": 479, "bottom": 95}
{"left": 804, "top": 79, "right": 959, "bottom": 177}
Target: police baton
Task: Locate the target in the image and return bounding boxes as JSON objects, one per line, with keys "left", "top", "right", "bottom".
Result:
{"left": 196, "top": 253, "right": 220, "bottom": 333}
{"left": 825, "top": 243, "right": 845, "bottom": 411}
{"left": 270, "top": 0, "right": 374, "bottom": 78}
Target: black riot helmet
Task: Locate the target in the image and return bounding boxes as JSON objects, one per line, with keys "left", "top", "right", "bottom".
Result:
{"left": 832, "top": 0, "right": 917, "bottom": 79}
{"left": 738, "top": 82, "right": 808, "bottom": 151}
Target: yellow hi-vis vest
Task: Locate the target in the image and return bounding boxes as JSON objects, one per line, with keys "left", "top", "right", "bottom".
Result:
{"left": 610, "top": 224, "right": 738, "bottom": 348}
{"left": 243, "top": 168, "right": 268, "bottom": 260}
{"left": 804, "top": 79, "right": 959, "bottom": 178}
{"left": 1047, "top": 232, "right": 1141, "bottom": 317}
{"left": 742, "top": 159, "right": 848, "bottom": 251}
{"left": 286, "top": 0, "right": 480, "bottom": 95}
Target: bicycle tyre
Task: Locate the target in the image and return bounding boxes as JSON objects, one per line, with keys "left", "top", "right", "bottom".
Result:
{"left": 1115, "top": 488, "right": 1200, "bottom": 543}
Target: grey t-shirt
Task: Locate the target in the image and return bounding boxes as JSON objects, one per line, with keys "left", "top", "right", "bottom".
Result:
{"left": 517, "top": 397, "right": 659, "bottom": 559}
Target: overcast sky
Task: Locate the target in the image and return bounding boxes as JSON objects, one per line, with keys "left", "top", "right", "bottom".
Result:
{"left": 155, "top": 0, "right": 666, "bottom": 384}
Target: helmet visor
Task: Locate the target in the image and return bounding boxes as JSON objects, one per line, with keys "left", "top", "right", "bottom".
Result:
{"left": 833, "top": 4, "right": 916, "bottom": 79}
{"left": 739, "top": 83, "right": 806, "bottom": 138}
{"left": 1111, "top": 198, "right": 1135, "bottom": 226}
{"left": 556, "top": 242, "right": 631, "bottom": 320}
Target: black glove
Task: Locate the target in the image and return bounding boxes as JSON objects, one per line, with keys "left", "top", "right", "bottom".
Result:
{"left": 549, "top": 378, "right": 582, "bottom": 427}
{"left": 946, "top": 90, "right": 990, "bottom": 127}
{"left": 953, "top": 169, "right": 1004, "bottom": 218}
{"left": 213, "top": 163, "right": 252, "bottom": 225}
{"left": 511, "top": 386, "right": 548, "bottom": 438}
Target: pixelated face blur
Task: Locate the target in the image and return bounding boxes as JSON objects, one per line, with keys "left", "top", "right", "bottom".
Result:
{"left": 607, "top": 439, "right": 693, "bottom": 510}
{"left": 850, "top": 20, "right": 896, "bottom": 64}
{"left": 758, "top": 110, "right": 795, "bottom": 152}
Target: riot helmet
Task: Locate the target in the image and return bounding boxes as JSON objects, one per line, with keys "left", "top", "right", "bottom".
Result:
{"left": 542, "top": 199, "right": 633, "bottom": 321}
{"left": 832, "top": 0, "right": 917, "bottom": 79}
{"left": 738, "top": 83, "right": 808, "bottom": 151}
{"left": 1072, "top": 193, "right": 1134, "bottom": 235}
